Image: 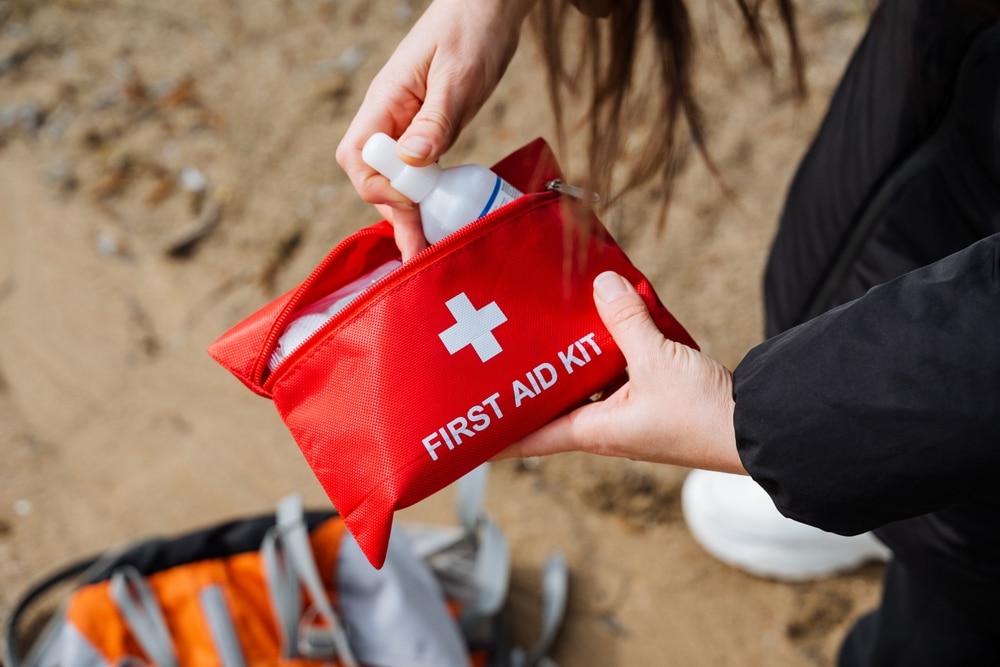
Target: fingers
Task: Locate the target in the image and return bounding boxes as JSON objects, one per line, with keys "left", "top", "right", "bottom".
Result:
{"left": 498, "top": 272, "right": 660, "bottom": 461}
{"left": 592, "top": 271, "right": 666, "bottom": 367}
{"left": 335, "top": 0, "right": 527, "bottom": 257}
{"left": 387, "top": 206, "right": 429, "bottom": 261}
{"left": 341, "top": 110, "right": 430, "bottom": 259}
{"left": 336, "top": 112, "right": 415, "bottom": 210}
{"left": 498, "top": 271, "right": 744, "bottom": 473}
{"left": 372, "top": 203, "right": 429, "bottom": 261}
{"left": 396, "top": 98, "right": 457, "bottom": 167}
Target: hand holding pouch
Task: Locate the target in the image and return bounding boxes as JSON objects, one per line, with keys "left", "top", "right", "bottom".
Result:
{"left": 208, "top": 138, "right": 697, "bottom": 568}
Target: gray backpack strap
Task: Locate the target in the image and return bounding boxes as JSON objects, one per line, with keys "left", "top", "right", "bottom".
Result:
{"left": 464, "top": 517, "right": 509, "bottom": 626}
{"left": 510, "top": 554, "right": 569, "bottom": 667}
{"left": 457, "top": 464, "right": 569, "bottom": 667}
{"left": 457, "top": 462, "right": 490, "bottom": 533}
{"left": 456, "top": 464, "right": 511, "bottom": 629}
{"left": 260, "top": 526, "right": 300, "bottom": 659}
{"left": 271, "top": 495, "right": 358, "bottom": 667}
{"left": 5, "top": 552, "right": 115, "bottom": 667}
{"left": 108, "top": 567, "right": 178, "bottom": 667}
{"left": 198, "top": 585, "right": 247, "bottom": 667}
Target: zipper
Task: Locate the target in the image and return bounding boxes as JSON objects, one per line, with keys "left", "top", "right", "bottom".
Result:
{"left": 261, "top": 186, "right": 575, "bottom": 388}
{"left": 261, "top": 179, "right": 598, "bottom": 388}
{"left": 545, "top": 179, "right": 601, "bottom": 204}
{"left": 254, "top": 223, "right": 392, "bottom": 386}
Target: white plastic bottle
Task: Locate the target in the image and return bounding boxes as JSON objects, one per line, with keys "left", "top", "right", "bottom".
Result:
{"left": 361, "top": 132, "right": 523, "bottom": 243}
{"left": 268, "top": 134, "right": 522, "bottom": 372}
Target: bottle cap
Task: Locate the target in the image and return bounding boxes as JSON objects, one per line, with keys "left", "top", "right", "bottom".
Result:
{"left": 362, "top": 133, "right": 441, "bottom": 203}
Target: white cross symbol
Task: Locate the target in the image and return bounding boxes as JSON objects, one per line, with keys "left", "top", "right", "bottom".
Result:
{"left": 438, "top": 292, "right": 508, "bottom": 362}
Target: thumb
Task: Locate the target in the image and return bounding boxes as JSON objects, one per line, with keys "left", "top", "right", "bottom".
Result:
{"left": 592, "top": 271, "right": 663, "bottom": 364}
{"left": 396, "top": 87, "right": 460, "bottom": 167}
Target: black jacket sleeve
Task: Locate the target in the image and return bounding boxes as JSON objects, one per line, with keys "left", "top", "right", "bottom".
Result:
{"left": 733, "top": 233, "right": 1000, "bottom": 536}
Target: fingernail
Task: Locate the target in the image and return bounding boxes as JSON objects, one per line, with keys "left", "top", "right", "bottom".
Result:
{"left": 398, "top": 136, "right": 434, "bottom": 161}
{"left": 594, "top": 271, "right": 629, "bottom": 303}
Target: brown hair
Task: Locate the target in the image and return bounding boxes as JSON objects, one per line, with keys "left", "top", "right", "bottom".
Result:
{"left": 531, "top": 0, "right": 804, "bottom": 215}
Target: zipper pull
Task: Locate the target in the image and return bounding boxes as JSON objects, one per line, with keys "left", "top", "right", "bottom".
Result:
{"left": 546, "top": 179, "right": 601, "bottom": 204}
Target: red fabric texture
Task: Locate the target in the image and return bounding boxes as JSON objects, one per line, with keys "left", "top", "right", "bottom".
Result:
{"left": 208, "top": 138, "right": 697, "bottom": 568}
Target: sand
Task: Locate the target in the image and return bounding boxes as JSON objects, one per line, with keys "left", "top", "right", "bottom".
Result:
{"left": 1, "top": 1, "right": 883, "bottom": 664}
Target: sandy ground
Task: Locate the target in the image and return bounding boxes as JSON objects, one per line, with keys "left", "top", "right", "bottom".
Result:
{"left": 0, "top": 1, "right": 884, "bottom": 665}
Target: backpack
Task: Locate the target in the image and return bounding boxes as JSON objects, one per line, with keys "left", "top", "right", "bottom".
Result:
{"left": 4, "top": 465, "right": 567, "bottom": 667}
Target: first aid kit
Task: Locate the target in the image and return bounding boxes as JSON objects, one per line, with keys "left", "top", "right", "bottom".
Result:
{"left": 208, "top": 137, "right": 697, "bottom": 569}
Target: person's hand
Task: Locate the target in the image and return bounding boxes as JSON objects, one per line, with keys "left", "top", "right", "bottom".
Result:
{"left": 336, "top": 0, "right": 536, "bottom": 260}
{"left": 498, "top": 271, "right": 747, "bottom": 475}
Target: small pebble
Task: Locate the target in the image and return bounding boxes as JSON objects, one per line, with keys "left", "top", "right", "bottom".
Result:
{"left": 316, "top": 184, "right": 337, "bottom": 204}
{"left": 13, "top": 499, "right": 32, "bottom": 517}
{"left": 0, "top": 102, "right": 44, "bottom": 133}
{"left": 17, "top": 103, "right": 43, "bottom": 132}
{"left": 93, "top": 86, "right": 121, "bottom": 111}
{"left": 42, "top": 156, "right": 73, "bottom": 183}
{"left": 4, "top": 22, "right": 27, "bottom": 39}
{"left": 180, "top": 166, "right": 208, "bottom": 193}
{"left": 60, "top": 50, "right": 80, "bottom": 73}
{"left": 337, "top": 44, "right": 365, "bottom": 73}
{"left": 394, "top": 3, "right": 414, "bottom": 24}
{"left": 0, "top": 52, "right": 15, "bottom": 77}
{"left": 96, "top": 229, "right": 126, "bottom": 257}
{"left": 519, "top": 457, "right": 541, "bottom": 472}
{"left": 112, "top": 57, "right": 134, "bottom": 82}
{"left": 297, "top": 197, "right": 315, "bottom": 220}
{"left": 0, "top": 105, "right": 18, "bottom": 130}
{"left": 42, "top": 106, "right": 74, "bottom": 143}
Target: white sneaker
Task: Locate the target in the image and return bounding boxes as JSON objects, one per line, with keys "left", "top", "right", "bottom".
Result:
{"left": 681, "top": 470, "right": 890, "bottom": 582}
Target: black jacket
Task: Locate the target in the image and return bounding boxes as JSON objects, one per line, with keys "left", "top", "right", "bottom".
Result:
{"left": 733, "top": 0, "right": 1000, "bottom": 632}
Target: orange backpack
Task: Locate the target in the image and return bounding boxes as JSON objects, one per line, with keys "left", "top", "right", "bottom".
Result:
{"left": 6, "top": 467, "right": 567, "bottom": 667}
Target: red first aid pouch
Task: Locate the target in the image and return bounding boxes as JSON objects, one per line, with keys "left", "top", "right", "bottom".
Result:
{"left": 208, "top": 138, "right": 697, "bottom": 569}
